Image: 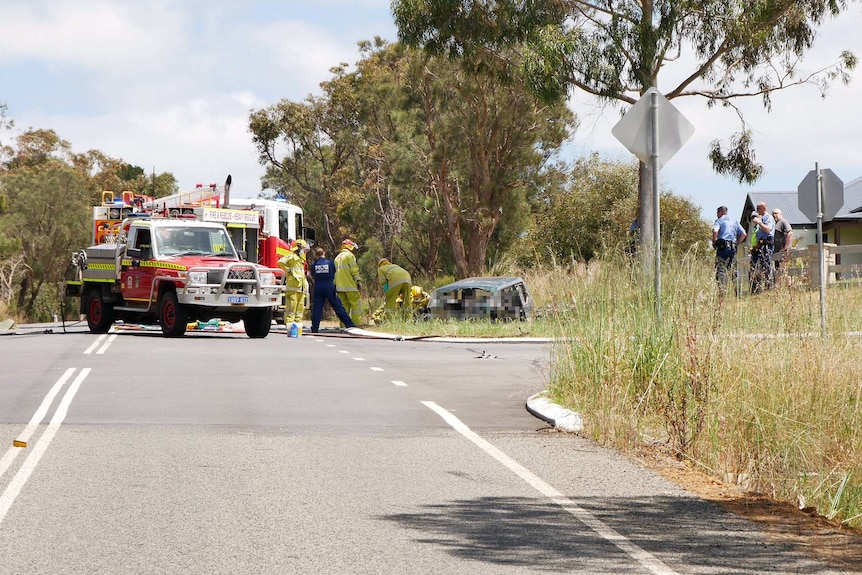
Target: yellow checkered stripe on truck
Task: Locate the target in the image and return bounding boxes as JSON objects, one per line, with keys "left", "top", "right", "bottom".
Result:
{"left": 120, "top": 260, "right": 187, "bottom": 271}
{"left": 87, "top": 263, "right": 116, "bottom": 270}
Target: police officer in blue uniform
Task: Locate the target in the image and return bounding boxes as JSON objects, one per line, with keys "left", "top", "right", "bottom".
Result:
{"left": 712, "top": 206, "right": 747, "bottom": 293}
{"left": 309, "top": 247, "right": 356, "bottom": 333}
{"left": 750, "top": 201, "right": 776, "bottom": 294}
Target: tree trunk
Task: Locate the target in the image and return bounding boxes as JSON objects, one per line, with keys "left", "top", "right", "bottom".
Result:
{"left": 438, "top": 176, "right": 469, "bottom": 278}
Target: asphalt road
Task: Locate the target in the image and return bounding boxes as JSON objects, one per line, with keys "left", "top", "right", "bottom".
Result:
{"left": 0, "top": 322, "right": 848, "bottom": 574}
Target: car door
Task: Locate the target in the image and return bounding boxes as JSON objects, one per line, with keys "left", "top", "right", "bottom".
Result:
{"left": 121, "top": 227, "right": 156, "bottom": 307}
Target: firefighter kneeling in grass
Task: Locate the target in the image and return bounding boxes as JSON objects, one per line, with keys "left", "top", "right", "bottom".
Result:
{"left": 368, "top": 258, "right": 410, "bottom": 324}
{"left": 278, "top": 239, "right": 308, "bottom": 335}
{"left": 377, "top": 258, "right": 412, "bottom": 318}
{"left": 370, "top": 284, "right": 430, "bottom": 325}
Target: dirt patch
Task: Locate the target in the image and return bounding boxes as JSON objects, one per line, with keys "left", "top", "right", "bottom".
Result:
{"left": 634, "top": 445, "right": 862, "bottom": 573}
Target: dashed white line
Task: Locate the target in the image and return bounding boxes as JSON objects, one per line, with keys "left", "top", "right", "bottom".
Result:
{"left": 391, "top": 380, "right": 408, "bottom": 387}
{"left": 353, "top": 357, "right": 366, "bottom": 362}
{"left": 370, "top": 367, "right": 384, "bottom": 372}
{"left": 421, "top": 401, "right": 681, "bottom": 575}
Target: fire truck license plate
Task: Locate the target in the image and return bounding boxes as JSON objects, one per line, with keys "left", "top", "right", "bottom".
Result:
{"left": 228, "top": 296, "right": 249, "bottom": 304}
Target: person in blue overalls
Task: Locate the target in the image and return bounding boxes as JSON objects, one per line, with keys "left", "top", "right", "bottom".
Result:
{"left": 309, "top": 247, "right": 356, "bottom": 333}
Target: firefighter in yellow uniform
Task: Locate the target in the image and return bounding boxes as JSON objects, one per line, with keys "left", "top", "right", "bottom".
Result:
{"left": 377, "top": 258, "right": 412, "bottom": 318}
{"left": 278, "top": 240, "right": 308, "bottom": 335}
{"left": 410, "top": 285, "right": 430, "bottom": 312}
{"left": 334, "top": 238, "right": 362, "bottom": 326}
{"left": 370, "top": 284, "right": 429, "bottom": 324}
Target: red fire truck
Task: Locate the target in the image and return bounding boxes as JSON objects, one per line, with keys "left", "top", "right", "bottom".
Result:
{"left": 66, "top": 207, "right": 285, "bottom": 338}
{"left": 68, "top": 178, "right": 315, "bottom": 333}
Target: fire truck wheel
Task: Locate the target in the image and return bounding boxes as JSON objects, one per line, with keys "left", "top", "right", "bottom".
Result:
{"left": 159, "top": 291, "right": 188, "bottom": 337}
{"left": 244, "top": 307, "right": 273, "bottom": 338}
{"left": 86, "top": 289, "right": 115, "bottom": 333}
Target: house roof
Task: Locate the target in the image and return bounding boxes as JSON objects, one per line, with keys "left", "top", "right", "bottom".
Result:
{"left": 839, "top": 175, "right": 862, "bottom": 215}
{"left": 743, "top": 192, "right": 810, "bottom": 226}
{"left": 742, "top": 175, "right": 862, "bottom": 226}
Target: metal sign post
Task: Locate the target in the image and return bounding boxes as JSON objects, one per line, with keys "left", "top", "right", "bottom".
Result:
{"left": 650, "top": 92, "right": 661, "bottom": 323}
{"left": 798, "top": 166, "right": 842, "bottom": 337}
{"left": 612, "top": 88, "right": 694, "bottom": 325}
{"left": 816, "top": 164, "right": 826, "bottom": 337}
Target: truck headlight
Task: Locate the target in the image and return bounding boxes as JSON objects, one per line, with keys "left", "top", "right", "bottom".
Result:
{"left": 259, "top": 272, "right": 277, "bottom": 286}
{"left": 188, "top": 271, "right": 208, "bottom": 285}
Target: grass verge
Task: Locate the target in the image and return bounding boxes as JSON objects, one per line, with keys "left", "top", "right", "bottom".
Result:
{"left": 367, "top": 252, "right": 862, "bottom": 529}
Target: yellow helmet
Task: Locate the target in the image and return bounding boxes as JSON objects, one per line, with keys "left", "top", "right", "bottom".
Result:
{"left": 289, "top": 239, "right": 307, "bottom": 252}
{"left": 378, "top": 258, "right": 390, "bottom": 267}
{"left": 411, "top": 286, "right": 423, "bottom": 298}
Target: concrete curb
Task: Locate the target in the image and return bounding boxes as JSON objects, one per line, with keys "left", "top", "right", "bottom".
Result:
{"left": 337, "top": 327, "right": 554, "bottom": 344}
{"left": 526, "top": 390, "right": 583, "bottom": 432}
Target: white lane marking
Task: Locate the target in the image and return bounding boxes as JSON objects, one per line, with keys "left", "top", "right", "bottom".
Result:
{"left": 96, "top": 334, "right": 117, "bottom": 354}
{"left": 83, "top": 334, "right": 107, "bottom": 355}
{"left": 353, "top": 357, "right": 366, "bottom": 362}
{"left": 0, "top": 368, "right": 77, "bottom": 481}
{"left": 326, "top": 344, "right": 336, "bottom": 347}
{"left": 421, "top": 401, "right": 681, "bottom": 575}
{"left": 391, "top": 380, "right": 408, "bottom": 387}
{"left": 370, "top": 367, "right": 384, "bottom": 372}
{"left": 0, "top": 368, "right": 91, "bottom": 526}
{"left": 339, "top": 350, "right": 349, "bottom": 354}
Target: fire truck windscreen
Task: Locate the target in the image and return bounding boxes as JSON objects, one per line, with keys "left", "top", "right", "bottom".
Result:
{"left": 155, "top": 226, "right": 237, "bottom": 258}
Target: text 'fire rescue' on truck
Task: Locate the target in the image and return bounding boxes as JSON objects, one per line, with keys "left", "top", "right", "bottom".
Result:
{"left": 65, "top": 204, "right": 286, "bottom": 338}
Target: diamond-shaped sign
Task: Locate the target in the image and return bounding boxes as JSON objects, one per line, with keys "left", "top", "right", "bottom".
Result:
{"left": 612, "top": 87, "right": 694, "bottom": 170}
{"left": 798, "top": 169, "right": 843, "bottom": 222}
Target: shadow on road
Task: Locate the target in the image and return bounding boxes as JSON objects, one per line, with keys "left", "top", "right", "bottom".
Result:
{"left": 379, "top": 495, "right": 841, "bottom": 573}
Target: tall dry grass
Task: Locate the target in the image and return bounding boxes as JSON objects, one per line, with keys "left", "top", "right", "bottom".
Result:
{"left": 539, "top": 251, "right": 862, "bottom": 528}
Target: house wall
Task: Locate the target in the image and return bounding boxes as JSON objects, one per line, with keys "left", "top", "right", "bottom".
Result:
{"left": 788, "top": 227, "right": 817, "bottom": 250}
{"left": 836, "top": 224, "right": 862, "bottom": 275}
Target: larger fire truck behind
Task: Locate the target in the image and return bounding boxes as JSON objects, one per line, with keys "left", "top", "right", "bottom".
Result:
{"left": 65, "top": 212, "right": 285, "bottom": 338}
{"left": 226, "top": 197, "right": 315, "bottom": 268}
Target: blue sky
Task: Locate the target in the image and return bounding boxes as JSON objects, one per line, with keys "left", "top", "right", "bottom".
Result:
{"left": 0, "top": 0, "right": 859, "bottom": 222}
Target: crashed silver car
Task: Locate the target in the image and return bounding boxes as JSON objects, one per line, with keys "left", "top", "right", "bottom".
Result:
{"left": 429, "top": 276, "right": 533, "bottom": 321}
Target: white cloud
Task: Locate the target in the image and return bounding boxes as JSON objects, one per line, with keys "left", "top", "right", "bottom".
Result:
{"left": 0, "top": 1, "right": 395, "bottom": 195}
{"left": 0, "top": 1, "right": 186, "bottom": 70}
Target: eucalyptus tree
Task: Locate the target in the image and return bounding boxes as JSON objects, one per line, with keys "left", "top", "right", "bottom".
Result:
{"left": 396, "top": 44, "right": 575, "bottom": 276}
{"left": 249, "top": 73, "right": 366, "bottom": 248}
{"left": 250, "top": 39, "right": 575, "bottom": 276}
{"left": 0, "top": 128, "right": 177, "bottom": 320}
{"left": 392, "top": 0, "right": 858, "bottom": 252}
{"left": 0, "top": 163, "right": 90, "bottom": 318}
{"left": 523, "top": 154, "right": 710, "bottom": 263}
